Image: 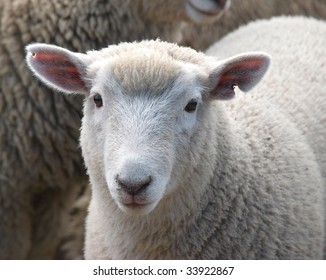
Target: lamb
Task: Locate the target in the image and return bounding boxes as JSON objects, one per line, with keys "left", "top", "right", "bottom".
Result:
{"left": 182, "top": 0, "right": 326, "bottom": 50}
{"left": 25, "top": 16, "right": 326, "bottom": 259}
{"left": 0, "top": 0, "right": 230, "bottom": 260}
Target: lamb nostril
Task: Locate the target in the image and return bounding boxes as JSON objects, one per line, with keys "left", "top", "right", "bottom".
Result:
{"left": 116, "top": 175, "right": 152, "bottom": 196}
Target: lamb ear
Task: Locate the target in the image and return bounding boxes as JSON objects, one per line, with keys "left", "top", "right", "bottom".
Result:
{"left": 25, "top": 43, "right": 90, "bottom": 94}
{"left": 208, "top": 52, "right": 271, "bottom": 100}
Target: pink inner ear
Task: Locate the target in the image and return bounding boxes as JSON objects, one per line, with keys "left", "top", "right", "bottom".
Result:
{"left": 214, "top": 57, "right": 268, "bottom": 99}
{"left": 222, "top": 59, "right": 265, "bottom": 82}
{"left": 234, "top": 59, "right": 264, "bottom": 70}
{"left": 31, "top": 50, "right": 87, "bottom": 92}
{"left": 208, "top": 52, "right": 270, "bottom": 100}
{"left": 32, "top": 51, "right": 72, "bottom": 64}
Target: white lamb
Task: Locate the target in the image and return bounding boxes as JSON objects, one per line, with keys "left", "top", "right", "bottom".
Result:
{"left": 25, "top": 16, "right": 326, "bottom": 259}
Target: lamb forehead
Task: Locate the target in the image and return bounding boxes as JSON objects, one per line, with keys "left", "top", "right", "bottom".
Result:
{"left": 88, "top": 41, "right": 208, "bottom": 95}
{"left": 111, "top": 50, "right": 180, "bottom": 94}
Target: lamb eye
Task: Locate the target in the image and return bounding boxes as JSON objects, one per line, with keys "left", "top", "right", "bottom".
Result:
{"left": 93, "top": 93, "right": 103, "bottom": 108}
{"left": 184, "top": 99, "right": 198, "bottom": 113}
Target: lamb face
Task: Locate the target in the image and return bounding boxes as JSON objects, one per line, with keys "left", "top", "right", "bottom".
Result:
{"left": 82, "top": 53, "right": 207, "bottom": 215}
{"left": 26, "top": 41, "right": 270, "bottom": 216}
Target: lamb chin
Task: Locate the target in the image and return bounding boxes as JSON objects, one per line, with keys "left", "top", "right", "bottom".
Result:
{"left": 117, "top": 200, "right": 158, "bottom": 216}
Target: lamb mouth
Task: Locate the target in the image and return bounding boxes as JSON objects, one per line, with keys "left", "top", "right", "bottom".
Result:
{"left": 121, "top": 198, "right": 154, "bottom": 208}
{"left": 186, "top": 0, "right": 224, "bottom": 17}
{"left": 123, "top": 202, "right": 150, "bottom": 209}
{"left": 118, "top": 200, "right": 157, "bottom": 215}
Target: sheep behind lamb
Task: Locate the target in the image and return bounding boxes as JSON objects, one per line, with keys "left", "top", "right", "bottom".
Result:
{"left": 25, "top": 16, "right": 325, "bottom": 259}
{"left": 0, "top": 0, "right": 230, "bottom": 260}
{"left": 182, "top": 0, "right": 326, "bottom": 50}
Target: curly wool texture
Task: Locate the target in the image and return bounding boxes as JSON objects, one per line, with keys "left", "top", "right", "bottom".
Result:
{"left": 0, "top": 0, "right": 208, "bottom": 260}
{"left": 182, "top": 0, "right": 326, "bottom": 50}
{"left": 83, "top": 17, "right": 325, "bottom": 259}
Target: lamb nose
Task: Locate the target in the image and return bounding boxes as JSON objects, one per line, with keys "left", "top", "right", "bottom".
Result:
{"left": 116, "top": 174, "right": 152, "bottom": 196}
